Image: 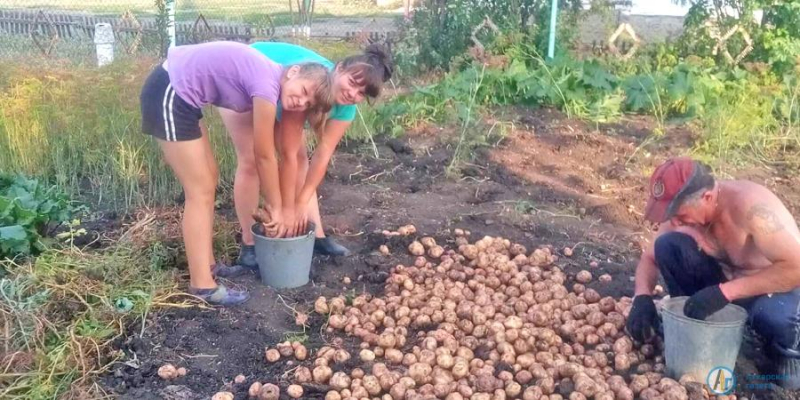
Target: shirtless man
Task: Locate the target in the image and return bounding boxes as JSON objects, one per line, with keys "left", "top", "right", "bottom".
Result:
{"left": 626, "top": 157, "right": 800, "bottom": 388}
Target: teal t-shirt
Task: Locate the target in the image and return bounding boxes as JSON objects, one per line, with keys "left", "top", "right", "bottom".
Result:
{"left": 250, "top": 42, "right": 357, "bottom": 122}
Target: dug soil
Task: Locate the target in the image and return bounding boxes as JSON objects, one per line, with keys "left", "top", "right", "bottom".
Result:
{"left": 102, "top": 108, "right": 800, "bottom": 400}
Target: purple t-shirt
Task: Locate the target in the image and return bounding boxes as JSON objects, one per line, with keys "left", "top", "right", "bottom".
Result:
{"left": 167, "top": 41, "right": 283, "bottom": 113}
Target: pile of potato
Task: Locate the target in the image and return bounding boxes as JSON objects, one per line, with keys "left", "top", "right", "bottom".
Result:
{"left": 287, "top": 231, "right": 736, "bottom": 399}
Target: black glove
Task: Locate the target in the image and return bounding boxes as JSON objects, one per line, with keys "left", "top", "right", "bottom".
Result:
{"left": 684, "top": 285, "right": 729, "bottom": 320}
{"left": 626, "top": 295, "right": 659, "bottom": 342}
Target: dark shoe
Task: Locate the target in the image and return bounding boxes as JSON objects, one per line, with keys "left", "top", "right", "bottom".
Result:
{"left": 236, "top": 245, "right": 258, "bottom": 271}
{"left": 189, "top": 284, "right": 250, "bottom": 306}
{"left": 314, "top": 237, "right": 351, "bottom": 256}
{"left": 771, "top": 343, "right": 800, "bottom": 390}
{"left": 210, "top": 262, "right": 247, "bottom": 278}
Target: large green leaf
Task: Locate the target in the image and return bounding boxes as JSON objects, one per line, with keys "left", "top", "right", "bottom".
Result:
{"left": 0, "top": 225, "right": 31, "bottom": 256}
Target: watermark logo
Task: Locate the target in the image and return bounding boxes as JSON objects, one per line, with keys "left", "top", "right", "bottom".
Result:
{"left": 707, "top": 366, "right": 736, "bottom": 395}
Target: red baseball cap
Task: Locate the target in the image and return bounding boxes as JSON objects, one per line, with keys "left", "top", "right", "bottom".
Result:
{"left": 644, "top": 158, "right": 714, "bottom": 223}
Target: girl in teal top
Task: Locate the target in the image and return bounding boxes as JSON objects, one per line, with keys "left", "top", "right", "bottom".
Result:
{"left": 218, "top": 42, "right": 393, "bottom": 266}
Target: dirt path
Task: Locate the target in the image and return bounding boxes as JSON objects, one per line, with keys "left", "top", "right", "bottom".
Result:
{"left": 101, "top": 108, "right": 800, "bottom": 399}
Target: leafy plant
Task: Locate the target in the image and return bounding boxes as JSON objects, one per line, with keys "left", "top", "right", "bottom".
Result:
{"left": 0, "top": 174, "right": 79, "bottom": 259}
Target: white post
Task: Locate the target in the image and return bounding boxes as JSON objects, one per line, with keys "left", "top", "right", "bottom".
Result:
{"left": 94, "top": 23, "right": 114, "bottom": 67}
{"left": 166, "top": 0, "right": 176, "bottom": 47}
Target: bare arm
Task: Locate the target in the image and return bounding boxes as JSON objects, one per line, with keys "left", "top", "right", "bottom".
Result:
{"left": 296, "top": 119, "right": 351, "bottom": 208}
{"left": 277, "top": 111, "right": 307, "bottom": 236}
{"left": 720, "top": 203, "right": 800, "bottom": 300}
{"left": 634, "top": 222, "right": 679, "bottom": 296}
{"left": 252, "top": 98, "right": 281, "bottom": 210}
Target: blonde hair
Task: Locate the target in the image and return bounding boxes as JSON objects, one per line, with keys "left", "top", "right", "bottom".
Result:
{"left": 290, "top": 62, "right": 334, "bottom": 134}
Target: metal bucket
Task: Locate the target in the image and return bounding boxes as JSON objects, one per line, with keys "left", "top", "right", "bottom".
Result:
{"left": 251, "top": 223, "right": 315, "bottom": 289}
{"left": 662, "top": 296, "right": 747, "bottom": 384}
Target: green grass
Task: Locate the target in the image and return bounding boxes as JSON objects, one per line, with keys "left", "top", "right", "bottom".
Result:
{"left": 0, "top": 239, "right": 182, "bottom": 399}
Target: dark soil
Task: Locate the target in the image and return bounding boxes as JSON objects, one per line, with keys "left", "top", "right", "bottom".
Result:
{"left": 101, "top": 108, "right": 800, "bottom": 399}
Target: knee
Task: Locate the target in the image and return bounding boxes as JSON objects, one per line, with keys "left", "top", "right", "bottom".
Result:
{"left": 236, "top": 154, "right": 258, "bottom": 177}
{"left": 184, "top": 179, "right": 217, "bottom": 206}
{"left": 654, "top": 232, "right": 697, "bottom": 272}
{"left": 750, "top": 292, "right": 800, "bottom": 349}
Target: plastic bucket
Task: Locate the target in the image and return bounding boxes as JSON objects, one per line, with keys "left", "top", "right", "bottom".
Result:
{"left": 251, "top": 223, "right": 315, "bottom": 289}
{"left": 661, "top": 296, "right": 747, "bottom": 383}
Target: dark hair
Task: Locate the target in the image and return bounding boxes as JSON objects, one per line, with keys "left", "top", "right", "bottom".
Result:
{"left": 336, "top": 43, "right": 394, "bottom": 98}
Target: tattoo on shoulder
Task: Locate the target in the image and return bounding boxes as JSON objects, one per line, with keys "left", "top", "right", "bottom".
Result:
{"left": 747, "top": 204, "right": 784, "bottom": 235}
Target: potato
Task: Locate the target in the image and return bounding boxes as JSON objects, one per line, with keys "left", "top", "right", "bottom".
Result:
{"left": 523, "top": 386, "right": 543, "bottom": 400}
{"left": 212, "top": 392, "right": 234, "bottom": 400}
{"left": 629, "top": 375, "right": 649, "bottom": 394}
{"left": 390, "top": 383, "right": 408, "bottom": 399}
{"left": 258, "top": 384, "right": 280, "bottom": 400}
{"left": 324, "top": 391, "right": 342, "bottom": 400}
{"left": 379, "top": 373, "right": 397, "bottom": 391}
{"left": 598, "top": 274, "right": 612, "bottom": 283}
{"left": 329, "top": 315, "right": 347, "bottom": 329}
{"left": 576, "top": 271, "right": 592, "bottom": 284}
{"left": 248, "top": 382, "right": 263, "bottom": 398}
{"left": 640, "top": 344, "right": 655, "bottom": 357}
{"left": 294, "top": 366, "right": 312, "bottom": 384}
{"left": 176, "top": 367, "right": 187, "bottom": 377}
{"left": 616, "top": 387, "right": 634, "bottom": 400}
{"left": 330, "top": 372, "right": 351, "bottom": 390}
{"left": 569, "top": 393, "right": 587, "bottom": 400}
{"left": 429, "top": 245, "right": 445, "bottom": 259}
{"left": 287, "top": 384, "right": 303, "bottom": 399}
{"left": 157, "top": 364, "right": 178, "bottom": 380}
{"left": 574, "top": 376, "right": 598, "bottom": 397}
{"left": 385, "top": 348, "right": 404, "bottom": 364}
{"left": 360, "top": 349, "right": 376, "bottom": 362}
{"left": 614, "top": 354, "right": 630, "bottom": 372}
{"left": 263, "top": 348, "right": 281, "bottom": 363}
{"left": 409, "top": 241, "right": 425, "bottom": 256}
{"left": 515, "top": 370, "right": 533, "bottom": 385}
{"left": 583, "top": 289, "right": 601, "bottom": 303}
{"left": 613, "top": 337, "right": 632, "bottom": 354}
{"left": 313, "top": 365, "right": 333, "bottom": 384}
{"left": 334, "top": 349, "right": 351, "bottom": 364}
{"left": 277, "top": 341, "right": 293, "bottom": 357}
{"left": 640, "top": 388, "right": 661, "bottom": 400}
{"left": 409, "top": 363, "right": 433, "bottom": 385}
{"left": 537, "top": 377, "right": 556, "bottom": 395}
{"left": 363, "top": 375, "right": 381, "bottom": 396}
{"left": 446, "top": 393, "right": 465, "bottom": 400}
{"left": 505, "top": 381, "right": 522, "bottom": 398}
{"left": 294, "top": 345, "right": 308, "bottom": 361}
{"left": 475, "top": 373, "right": 498, "bottom": 393}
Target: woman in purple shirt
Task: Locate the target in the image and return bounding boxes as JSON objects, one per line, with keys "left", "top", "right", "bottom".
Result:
{"left": 139, "top": 41, "right": 333, "bottom": 306}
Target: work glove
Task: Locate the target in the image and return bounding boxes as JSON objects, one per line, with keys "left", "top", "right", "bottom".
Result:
{"left": 626, "top": 294, "right": 660, "bottom": 342}
{"left": 684, "top": 285, "right": 729, "bottom": 320}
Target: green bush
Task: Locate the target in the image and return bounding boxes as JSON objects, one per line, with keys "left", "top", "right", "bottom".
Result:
{"left": 0, "top": 174, "right": 78, "bottom": 259}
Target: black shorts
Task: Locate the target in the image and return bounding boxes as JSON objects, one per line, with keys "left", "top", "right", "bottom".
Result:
{"left": 140, "top": 65, "right": 203, "bottom": 141}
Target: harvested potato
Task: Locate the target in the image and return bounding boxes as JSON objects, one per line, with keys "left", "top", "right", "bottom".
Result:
{"left": 295, "top": 366, "right": 312, "bottom": 383}
{"left": 265, "top": 349, "right": 280, "bottom": 363}
{"left": 277, "top": 341, "right": 294, "bottom": 357}
{"left": 598, "top": 274, "right": 612, "bottom": 283}
{"left": 157, "top": 364, "right": 178, "bottom": 380}
{"left": 287, "top": 384, "right": 303, "bottom": 399}
{"left": 379, "top": 245, "right": 390, "bottom": 255}
{"left": 360, "top": 349, "right": 376, "bottom": 362}
{"left": 234, "top": 374, "right": 246, "bottom": 384}
{"left": 212, "top": 392, "right": 234, "bottom": 400}
{"left": 248, "top": 382, "right": 262, "bottom": 398}
{"left": 330, "top": 371, "right": 352, "bottom": 390}
{"left": 313, "top": 365, "right": 333, "bottom": 384}
{"left": 409, "top": 241, "right": 425, "bottom": 256}
{"left": 294, "top": 345, "right": 308, "bottom": 360}
{"left": 576, "top": 271, "right": 592, "bottom": 284}
{"left": 334, "top": 349, "right": 351, "bottom": 364}
{"left": 258, "top": 384, "right": 280, "bottom": 400}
